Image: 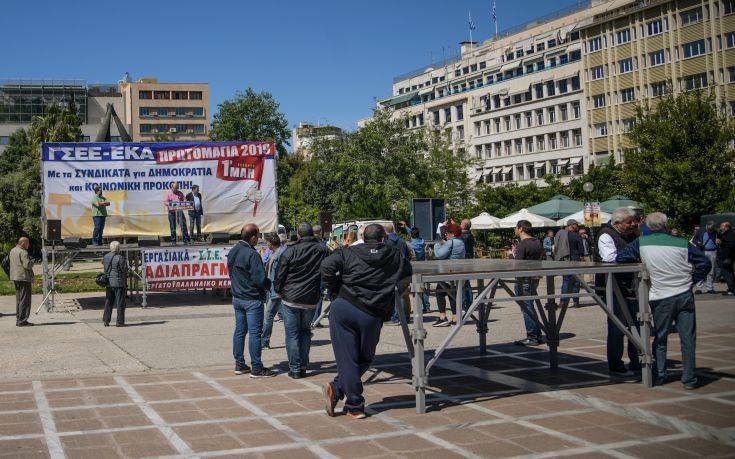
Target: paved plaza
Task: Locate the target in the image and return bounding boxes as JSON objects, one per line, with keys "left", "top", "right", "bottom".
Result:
{"left": 0, "top": 289, "right": 734, "bottom": 458}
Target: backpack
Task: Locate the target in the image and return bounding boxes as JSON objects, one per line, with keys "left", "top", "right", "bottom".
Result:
{"left": 1, "top": 253, "right": 10, "bottom": 277}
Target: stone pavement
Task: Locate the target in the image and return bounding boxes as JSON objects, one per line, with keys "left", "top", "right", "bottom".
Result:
{"left": 0, "top": 290, "right": 734, "bottom": 458}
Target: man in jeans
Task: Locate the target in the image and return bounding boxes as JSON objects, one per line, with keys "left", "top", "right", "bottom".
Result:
{"left": 226, "top": 223, "right": 276, "bottom": 378}
{"left": 163, "top": 182, "right": 190, "bottom": 245}
{"left": 261, "top": 233, "right": 285, "bottom": 349}
{"left": 274, "top": 223, "right": 330, "bottom": 378}
{"left": 617, "top": 212, "right": 710, "bottom": 389}
{"left": 9, "top": 237, "right": 34, "bottom": 327}
{"left": 511, "top": 220, "right": 545, "bottom": 346}
{"left": 692, "top": 221, "right": 718, "bottom": 294}
{"left": 91, "top": 186, "right": 109, "bottom": 246}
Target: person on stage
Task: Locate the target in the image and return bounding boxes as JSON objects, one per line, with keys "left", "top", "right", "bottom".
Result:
{"left": 185, "top": 185, "right": 204, "bottom": 242}
{"left": 91, "top": 186, "right": 110, "bottom": 246}
{"left": 164, "top": 182, "right": 190, "bottom": 245}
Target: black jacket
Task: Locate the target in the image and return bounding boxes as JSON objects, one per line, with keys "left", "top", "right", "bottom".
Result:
{"left": 461, "top": 230, "right": 476, "bottom": 259}
{"left": 274, "top": 236, "right": 331, "bottom": 305}
{"left": 321, "top": 242, "right": 413, "bottom": 320}
{"left": 185, "top": 192, "right": 204, "bottom": 215}
{"left": 227, "top": 241, "right": 270, "bottom": 302}
{"left": 594, "top": 223, "right": 634, "bottom": 295}
{"left": 721, "top": 228, "right": 735, "bottom": 260}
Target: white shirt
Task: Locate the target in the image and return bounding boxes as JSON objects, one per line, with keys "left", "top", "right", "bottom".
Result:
{"left": 598, "top": 234, "right": 618, "bottom": 262}
{"left": 193, "top": 194, "right": 202, "bottom": 210}
{"left": 436, "top": 222, "right": 445, "bottom": 239}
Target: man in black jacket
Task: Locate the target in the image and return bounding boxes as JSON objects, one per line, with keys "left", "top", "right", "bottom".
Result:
{"left": 227, "top": 223, "right": 276, "bottom": 378}
{"left": 321, "top": 224, "right": 412, "bottom": 419}
{"left": 185, "top": 185, "right": 204, "bottom": 241}
{"left": 720, "top": 221, "right": 735, "bottom": 295}
{"left": 274, "top": 223, "right": 331, "bottom": 378}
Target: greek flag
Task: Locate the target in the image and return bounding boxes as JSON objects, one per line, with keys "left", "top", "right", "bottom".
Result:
{"left": 468, "top": 11, "right": 476, "bottom": 31}
{"left": 492, "top": 1, "right": 497, "bottom": 23}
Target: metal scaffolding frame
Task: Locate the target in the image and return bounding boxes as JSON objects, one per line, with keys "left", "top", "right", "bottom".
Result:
{"left": 392, "top": 259, "right": 651, "bottom": 414}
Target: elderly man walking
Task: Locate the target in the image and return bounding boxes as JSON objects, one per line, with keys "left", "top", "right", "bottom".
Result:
{"left": 595, "top": 207, "right": 640, "bottom": 374}
{"left": 321, "top": 224, "right": 412, "bottom": 419}
{"left": 617, "top": 212, "right": 710, "bottom": 389}
{"left": 9, "top": 237, "right": 34, "bottom": 327}
{"left": 274, "top": 223, "right": 330, "bottom": 378}
{"left": 102, "top": 241, "right": 128, "bottom": 327}
{"left": 227, "top": 224, "right": 276, "bottom": 378}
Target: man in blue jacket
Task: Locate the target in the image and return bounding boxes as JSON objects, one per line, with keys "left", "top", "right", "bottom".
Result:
{"left": 227, "top": 223, "right": 276, "bottom": 378}
{"left": 616, "top": 212, "right": 710, "bottom": 389}
{"left": 432, "top": 227, "right": 465, "bottom": 327}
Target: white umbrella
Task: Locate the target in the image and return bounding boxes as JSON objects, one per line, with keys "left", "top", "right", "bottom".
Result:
{"left": 555, "top": 209, "right": 611, "bottom": 227}
{"left": 470, "top": 212, "right": 501, "bottom": 230}
{"left": 498, "top": 208, "right": 557, "bottom": 228}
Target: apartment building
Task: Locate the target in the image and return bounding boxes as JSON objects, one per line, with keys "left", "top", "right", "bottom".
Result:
{"left": 376, "top": 0, "right": 730, "bottom": 186}
{"left": 292, "top": 122, "right": 345, "bottom": 158}
{"left": 0, "top": 79, "right": 126, "bottom": 152}
{"left": 119, "top": 78, "right": 209, "bottom": 141}
{"left": 581, "top": 0, "right": 735, "bottom": 164}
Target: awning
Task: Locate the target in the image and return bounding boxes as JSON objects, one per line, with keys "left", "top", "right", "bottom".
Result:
{"left": 501, "top": 166, "right": 513, "bottom": 174}
{"left": 486, "top": 65, "right": 502, "bottom": 74}
{"left": 534, "top": 162, "right": 546, "bottom": 169}
{"left": 379, "top": 91, "right": 419, "bottom": 107}
{"left": 556, "top": 159, "right": 569, "bottom": 166}
{"left": 522, "top": 55, "right": 544, "bottom": 66}
{"left": 418, "top": 87, "right": 434, "bottom": 96}
{"left": 500, "top": 60, "right": 521, "bottom": 72}
{"left": 545, "top": 47, "right": 568, "bottom": 57}
{"left": 557, "top": 23, "right": 578, "bottom": 43}
{"left": 506, "top": 77, "right": 532, "bottom": 95}
{"left": 567, "top": 42, "right": 582, "bottom": 53}
{"left": 492, "top": 167, "right": 502, "bottom": 174}
{"left": 569, "top": 157, "right": 583, "bottom": 165}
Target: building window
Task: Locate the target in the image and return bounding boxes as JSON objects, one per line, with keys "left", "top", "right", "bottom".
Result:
{"left": 0, "top": 136, "right": 9, "bottom": 145}
{"left": 154, "top": 91, "right": 170, "bottom": 100}
{"left": 175, "top": 107, "right": 186, "bottom": 117}
{"left": 729, "top": 66, "right": 735, "bottom": 82}
{"left": 548, "top": 107, "right": 556, "bottom": 123}
{"left": 515, "top": 140, "right": 522, "bottom": 154}
{"left": 549, "top": 134, "right": 557, "bottom": 150}
{"left": 619, "top": 58, "right": 633, "bottom": 74}
{"left": 572, "top": 102, "right": 581, "bottom": 119}
{"left": 548, "top": 38, "right": 557, "bottom": 48}
{"left": 193, "top": 124, "right": 205, "bottom": 134}
{"left": 433, "top": 111, "right": 440, "bottom": 125}
{"left": 622, "top": 118, "right": 636, "bottom": 133}
{"left": 683, "top": 39, "right": 706, "bottom": 58}
{"left": 139, "top": 90, "right": 152, "bottom": 99}
{"left": 595, "top": 122, "right": 608, "bottom": 137}
{"left": 571, "top": 76, "right": 580, "bottom": 91}
{"left": 536, "top": 110, "right": 544, "bottom": 125}
{"left": 504, "top": 142, "right": 511, "bottom": 155}
{"left": 617, "top": 29, "right": 631, "bottom": 44}
{"left": 680, "top": 7, "right": 703, "bottom": 26}
{"left": 559, "top": 79, "right": 568, "bottom": 94}
{"left": 559, "top": 54, "right": 569, "bottom": 65}
{"left": 683, "top": 72, "right": 708, "bottom": 90}
{"left": 525, "top": 111, "right": 533, "bottom": 127}
{"left": 526, "top": 137, "right": 534, "bottom": 153}
{"left": 726, "top": 0, "right": 735, "bottom": 15}
{"left": 535, "top": 83, "right": 544, "bottom": 99}
{"left": 649, "top": 49, "right": 665, "bottom": 66}
{"left": 537, "top": 136, "right": 545, "bottom": 151}
{"left": 591, "top": 65, "right": 604, "bottom": 80}
{"left": 561, "top": 132, "right": 569, "bottom": 148}
{"left": 560, "top": 104, "right": 568, "bottom": 121}
{"left": 536, "top": 42, "right": 545, "bottom": 52}
{"left": 621, "top": 87, "right": 635, "bottom": 103}
{"left": 573, "top": 129, "right": 582, "bottom": 146}
{"left": 727, "top": 32, "right": 735, "bottom": 48}
{"left": 139, "top": 107, "right": 150, "bottom": 117}
{"left": 515, "top": 114, "right": 522, "bottom": 129}
{"left": 504, "top": 117, "right": 511, "bottom": 130}
{"left": 494, "top": 118, "right": 500, "bottom": 132}
{"left": 593, "top": 94, "right": 606, "bottom": 108}
{"left": 140, "top": 124, "right": 152, "bottom": 133}
{"left": 651, "top": 81, "right": 667, "bottom": 97}
{"left": 546, "top": 80, "right": 555, "bottom": 96}
{"left": 189, "top": 91, "right": 203, "bottom": 100}
{"left": 647, "top": 19, "right": 663, "bottom": 36}
{"left": 588, "top": 36, "right": 602, "bottom": 52}
{"left": 172, "top": 91, "right": 189, "bottom": 100}
{"left": 444, "top": 108, "right": 452, "bottom": 123}
{"left": 157, "top": 108, "right": 169, "bottom": 117}
{"left": 456, "top": 105, "right": 464, "bottom": 121}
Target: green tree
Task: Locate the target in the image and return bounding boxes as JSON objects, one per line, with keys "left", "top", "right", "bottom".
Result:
{"left": 0, "top": 104, "right": 82, "bottom": 252}
{"left": 210, "top": 88, "right": 290, "bottom": 157}
{"left": 626, "top": 90, "right": 735, "bottom": 229}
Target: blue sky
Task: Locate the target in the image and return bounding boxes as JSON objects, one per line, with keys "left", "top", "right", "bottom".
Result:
{"left": 1, "top": 0, "right": 578, "bottom": 133}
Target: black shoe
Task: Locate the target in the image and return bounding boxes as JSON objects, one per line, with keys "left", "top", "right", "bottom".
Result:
{"left": 694, "top": 290, "right": 702, "bottom": 294}
{"left": 17, "top": 321, "right": 34, "bottom": 327}
{"left": 262, "top": 343, "right": 271, "bottom": 349}
{"left": 250, "top": 367, "right": 277, "bottom": 378}
{"left": 629, "top": 364, "right": 642, "bottom": 373}
{"left": 609, "top": 365, "right": 630, "bottom": 374}
{"left": 288, "top": 371, "right": 302, "bottom": 379}
{"left": 654, "top": 377, "right": 667, "bottom": 386}
{"left": 234, "top": 363, "right": 251, "bottom": 375}
{"left": 115, "top": 323, "right": 126, "bottom": 327}
{"left": 432, "top": 318, "right": 450, "bottom": 327}
{"left": 683, "top": 381, "right": 698, "bottom": 390}
{"left": 103, "top": 322, "right": 109, "bottom": 327}
{"left": 323, "top": 383, "right": 339, "bottom": 417}
{"left": 300, "top": 369, "right": 307, "bottom": 378}
{"left": 514, "top": 338, "right": 541, "bottom": 347}
{"left": 387, "top": 320, "right": 401, "bottom": 326}
{"left": 313, "top": 323, "right": 325, "bottom": 328}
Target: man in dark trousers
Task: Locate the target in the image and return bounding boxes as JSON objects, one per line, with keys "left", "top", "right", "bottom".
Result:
{"left": 9, "top": 237, "right": 34, "bottom": 326}
{"left": 274, "top": 223, "right": 331, "bottom": 379}
{"left": 185, "top": 185, "right": 204, "bottom": 242}
{"left": 227, "top": 223, "right": 276, "bottom": 378}
{"left": 560, "top": 219, "right": 583, "bottom": 308}
{"left": 384, "top": 222, "right": 412, "bottom": 325}
{"left": 719, "top": 221, "right": 735, "bottom": 296}
{"left": 321, "top": 224, "right": 412, "bottom": 419}
{"left": 460, "top": 218, "right": 476, "bottom": 309}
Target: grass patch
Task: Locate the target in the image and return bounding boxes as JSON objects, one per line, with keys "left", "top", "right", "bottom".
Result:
{"left": 0, "top": 270, "right": 104, "bottom": 296}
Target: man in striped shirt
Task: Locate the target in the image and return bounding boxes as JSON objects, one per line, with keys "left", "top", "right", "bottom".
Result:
{"left": 616, "top": 212, "right": 710, "bottom": 390}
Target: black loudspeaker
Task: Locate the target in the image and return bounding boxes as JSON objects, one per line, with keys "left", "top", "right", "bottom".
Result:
{"left": 45, "top": 219, "right": 61, "bottom": 242}
{"left": 208, "top": 233, "right": 230, "bottom": 244}
{"left": 63, "top": 237, "right": 87, "bottom": 249}
{"left": 411, "top": 198, "right": 445, "bottom": 242}
{"left": 318, "top": 211, "right": 332, "bottom": 234}
{"left": 138, "top": 236, "right": 160, "bottom": 247}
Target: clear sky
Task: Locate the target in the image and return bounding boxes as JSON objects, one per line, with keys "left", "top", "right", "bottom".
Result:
{"left": 1, "top": 0, "right": 580, "bottom": 134}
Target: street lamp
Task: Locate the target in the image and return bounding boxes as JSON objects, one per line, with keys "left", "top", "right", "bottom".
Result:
{"left": 583, "top": 182, "right": 594, "bottom": 194}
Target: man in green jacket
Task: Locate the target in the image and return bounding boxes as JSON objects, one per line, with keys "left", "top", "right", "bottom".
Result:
{"left": 9, "top": 237, "right": 34, "bottom": 326}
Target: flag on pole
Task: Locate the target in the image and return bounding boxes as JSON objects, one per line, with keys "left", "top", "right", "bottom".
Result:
{"left": 492, "top": 1, "right": 498, "bottom": 37}
{"left": 468, "top": 11, "right": 476, "bottom": 31}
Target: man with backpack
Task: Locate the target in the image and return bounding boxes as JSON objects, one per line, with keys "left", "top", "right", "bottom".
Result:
{"left": 8, "top": 237, "right": 34, "bottom": 326}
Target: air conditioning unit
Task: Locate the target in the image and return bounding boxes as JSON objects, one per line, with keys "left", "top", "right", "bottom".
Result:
{"left": 151, "top": 113, "right": 158, "bottom": 117}
{"left": 188, "top": 113, "right": 194, "bottom": 117}
{"left": 187, "top": 129, "right": 194, "bottom": 133}
{"left": 169, "top": 128, "right": 176, "bottom": 133}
